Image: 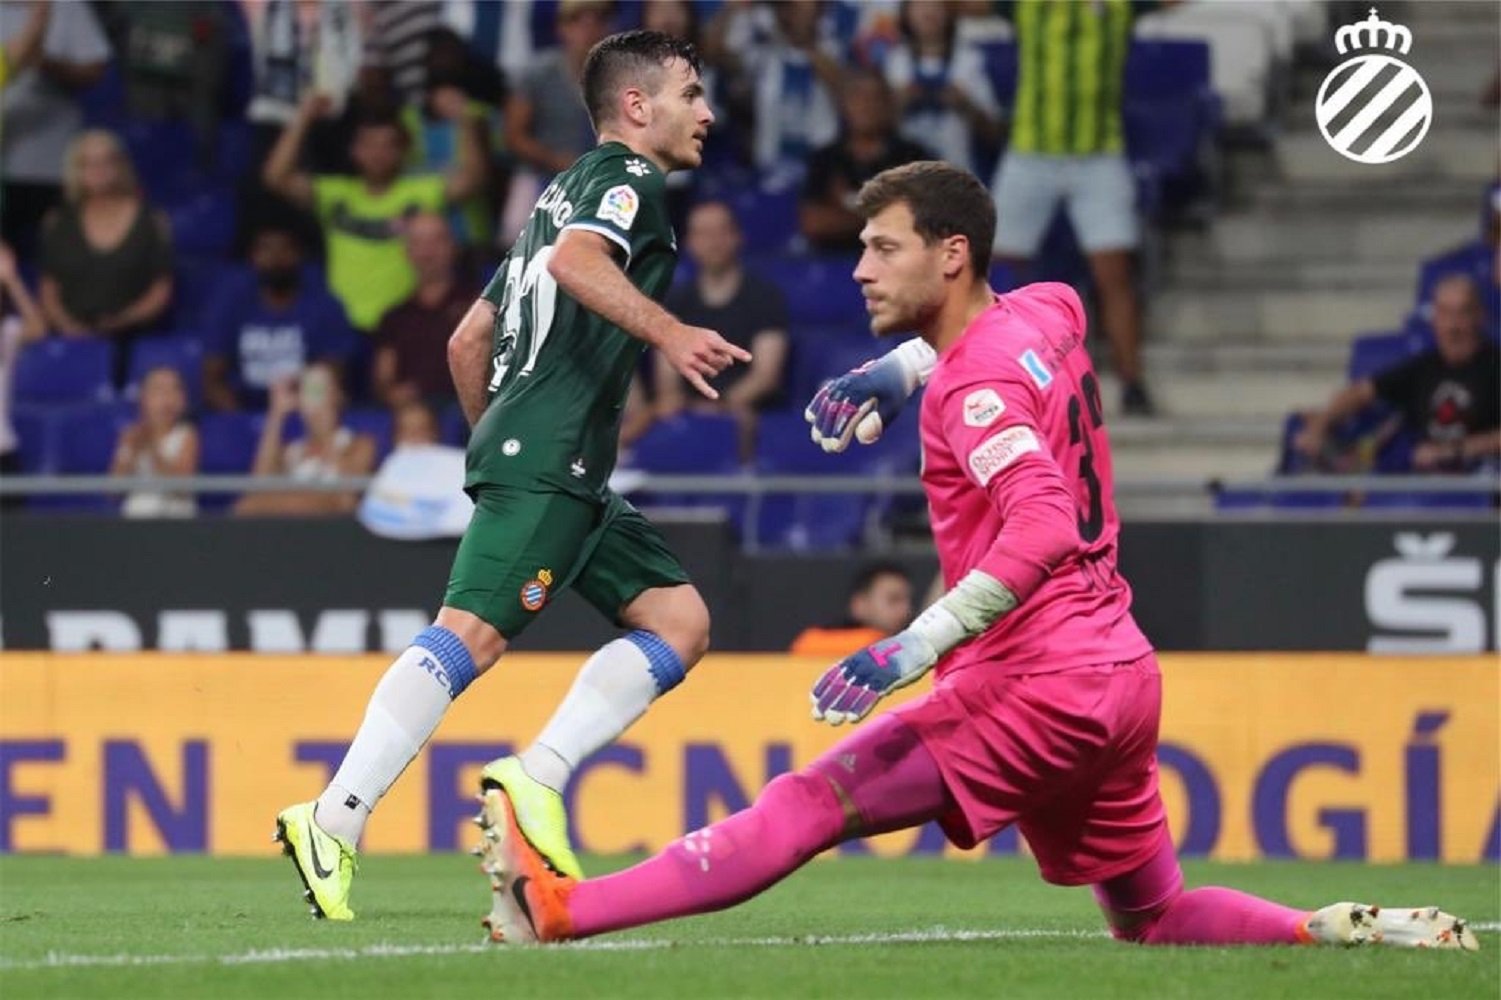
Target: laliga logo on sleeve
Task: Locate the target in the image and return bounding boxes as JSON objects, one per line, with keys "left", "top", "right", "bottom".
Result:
{"left": 1316, "top": 9, "right": 1432, "bottom": 165}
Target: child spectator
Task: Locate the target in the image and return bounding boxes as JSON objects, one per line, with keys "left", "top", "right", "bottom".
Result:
{"left": 111, "top": 366, "right": 199, "bottom": 518}
{"left": 236, "top": 362, "right": 377, "bottom": 516}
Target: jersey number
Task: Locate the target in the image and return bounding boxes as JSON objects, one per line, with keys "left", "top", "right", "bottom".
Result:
{"left": 1067, "top": 372, "right": 1105, "bottom": 542}
{"left": 489, "top": 245, "right": 559, "bottom": 391}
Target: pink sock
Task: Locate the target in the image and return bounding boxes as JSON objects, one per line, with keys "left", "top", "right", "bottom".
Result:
{"left": 1096, "top": 834, "right": 1310, "bottom": 946}
{"left": 569, "top": 715, "right": 949, "bottom": 938}
{"left": 1137, "top": 887, "right": 1311, "bottom": 946}
{"left": 568, "top": 768, "right": 845, "bottom": 937}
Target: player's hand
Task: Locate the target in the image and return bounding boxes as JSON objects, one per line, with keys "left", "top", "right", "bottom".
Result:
{"left": 658, "top": 322, "right": 751, "bottom": 401}
{"left": 810, "top": 630, "right": 938, "bottom": 726}
{"left": 805, "top": 353, "right": 911, "bottom": 453}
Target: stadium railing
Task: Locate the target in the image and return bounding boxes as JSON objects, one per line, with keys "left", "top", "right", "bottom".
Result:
{"left": 2, "top": 473, "right": 1497, "bottom": 551}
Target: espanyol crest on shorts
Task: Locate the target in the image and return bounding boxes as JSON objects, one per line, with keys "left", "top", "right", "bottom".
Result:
{"left": 1315, "top": 9, "right": 1432, "bottom": 166}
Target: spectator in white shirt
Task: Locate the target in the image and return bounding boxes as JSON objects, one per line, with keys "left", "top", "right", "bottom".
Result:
{"left": 882, "top": 0, "right": 1001, "bottom": 177}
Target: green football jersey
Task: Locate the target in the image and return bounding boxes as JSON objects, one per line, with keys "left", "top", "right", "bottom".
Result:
{"left": 467, "top": 142, "right": 677, "bottom": 499}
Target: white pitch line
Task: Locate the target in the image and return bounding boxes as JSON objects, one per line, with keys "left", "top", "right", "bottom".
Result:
{"left": 2, "top": 923, "right": 1495, "bottom": 973}
{"left": 1, "top": 928, "right": 1097, "bottom": 972}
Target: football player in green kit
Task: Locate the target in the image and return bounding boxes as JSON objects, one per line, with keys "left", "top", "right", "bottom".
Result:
{"left": 274, "top": 30, "right": 748, "bottom": 921}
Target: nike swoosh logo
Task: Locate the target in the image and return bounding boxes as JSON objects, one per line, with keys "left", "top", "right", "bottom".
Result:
{"left": 309, "top": 835, "right": 335, "bottom": 880}
{"left": 511, "top": 876, "right": 537, "bottom": 934}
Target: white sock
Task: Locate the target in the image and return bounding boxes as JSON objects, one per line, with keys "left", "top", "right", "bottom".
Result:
{"left": 522, "top": 632, "right": 685, "bottom": 793}
{"left": 316, "top": 629, "right": 476, "bottom": 842}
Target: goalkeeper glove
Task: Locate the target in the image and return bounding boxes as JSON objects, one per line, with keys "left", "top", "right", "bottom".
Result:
{"left": 804, "top": 339, "right": 934, "bottom": 453}
{"left": 809, "top": 570, "right": 1019, "bottom": 726}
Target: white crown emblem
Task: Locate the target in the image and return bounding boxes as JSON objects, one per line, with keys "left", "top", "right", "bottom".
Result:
{"left": 1334, "top": 8, "right": 1412, "bottom": 56}
{"left": 1314, "top": 7, "right": 1431, "bottom": 166}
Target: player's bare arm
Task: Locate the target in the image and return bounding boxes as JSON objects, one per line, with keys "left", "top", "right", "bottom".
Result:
{"left": 811, "top": 435, "right": 1079, "bottom": 726}
{"left": 261, "top": 92, "right": 327, "bottom": 210}
{"left": 448, "top": 298, "right": 500, "bottom": 426}
{"left": 548, "top": 227, "right": 751, "bottom": 400}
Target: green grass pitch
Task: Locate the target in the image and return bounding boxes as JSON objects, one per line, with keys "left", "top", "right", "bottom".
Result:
{"left": 1, "top": 855, "right": 1495, "bottom": 998}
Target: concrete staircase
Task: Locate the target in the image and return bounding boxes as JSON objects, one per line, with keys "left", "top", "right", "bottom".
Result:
{"left": 1113, "top": 0, "right": 1498, "bottom": 508}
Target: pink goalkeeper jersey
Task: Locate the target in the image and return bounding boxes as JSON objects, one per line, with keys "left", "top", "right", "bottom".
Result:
{"left": 919, "top": 282, "right": 1151, "bottom": 678}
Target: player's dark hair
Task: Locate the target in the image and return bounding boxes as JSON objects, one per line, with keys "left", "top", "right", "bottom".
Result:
{"left": 848, "top": 561, "right": 912, "bottom": 599}
{"left": 581, "top": 29, "right": 702, "bottom": 130}
{"left": 854, "top": 161, "right": 995, "bottom": 277}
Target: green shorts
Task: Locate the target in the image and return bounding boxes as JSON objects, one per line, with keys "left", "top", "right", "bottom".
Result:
{"left": 443, "top": 485, "right": 692, "bottom": 638}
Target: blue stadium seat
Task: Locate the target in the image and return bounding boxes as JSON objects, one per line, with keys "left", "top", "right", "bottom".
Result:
{"left": 127, "top": 334, "right": 206, "bottom": 408}
{"left": 172, "top": 258, "right": 238, "bottom": 332}
{"left": 989, "top": 260, "right": 1020, "bottom": 292}
{"left": 786, "top": 323, "right": 875, "bottom": 404}
{"left": 121, "top": 119, "right": 208, "bottom": 204}
{"left": 55, "top": 402, "right": 132, "bottom": 474}
{"left": 978, "top": 41, "right": 1017, "bottom": 108}
{"left": 78, "top": 62, "right": 126, "bottom": 128}
{"left": 623, "top": 412, "right": 744, "bottom": 529}
{"left": 13, "top": 338, "right": 115, "bottom": 405}
{"left": 199, "top": 411, "right": 259, "bottom": 475}
{"left": 628, "top": 412, "right": 741, "bottom": 475}
{"left": 1122, "top": 41, "right": 1218, "bottom": 216}
{"left": 27, "top": 402, "right": 133, "bottom": 512}
{"left": 1346, "top": 329, "right": 1430, "bottom": 382}
{"left": 197, "top": 410, "right": 259, "bottom": 511}
{"left": 9, "top": 403, "right": 57, "bottom": 473}
{"left": 750, "top": 253, "right": 866, "bottom": 328}
{"left": 439, "top": 403, "right": 470, "bottom": 447}
{"left": 725, "top": 186, "right": 800, "bottom": 254}
{"left": 343, "top": 407, "right": 396, "bottom": 462}
{"left": 1361, "top": 489, "right": 1497, "bottom": 511}
{"left": 167, "top": 187, "right": 238, "bottom": 257}
{"left": 752, "top": 410, "right": 917, "bottom": 551}
{"left": 1124, "top": 40, "right": 1212, "bottom": 103}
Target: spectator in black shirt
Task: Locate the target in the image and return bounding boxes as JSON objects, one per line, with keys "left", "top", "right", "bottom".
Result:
{"left": 1297, "top": 275, "right": 1500, "bottom": 473}
{"left": 799, "top": 69, "right": 932, "bottom": 254}
{"left": 645, "top": 200, "right": 790, "bottom": 459}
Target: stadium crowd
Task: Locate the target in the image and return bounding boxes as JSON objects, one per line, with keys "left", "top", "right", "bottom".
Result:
{"left": 0, "top": 0, "right": 1496, "bottom": 536}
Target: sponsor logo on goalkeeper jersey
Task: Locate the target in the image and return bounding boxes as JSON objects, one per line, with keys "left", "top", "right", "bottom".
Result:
{"left": 598, "top": 185, "right": 640, "bottom": 230}
{"left": 1018, "top": 350, "right": 1052, "bottom": 390}
{"left": 962, "top": 388, "right": 1005, "bottom": 427}
{"left": 967, "top": 426, "right": 1040, "bottom": 486}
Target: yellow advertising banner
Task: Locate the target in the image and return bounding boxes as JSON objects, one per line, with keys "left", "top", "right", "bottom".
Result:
{"left": 0, "top": 653, "right": 1495, "bottom": 863}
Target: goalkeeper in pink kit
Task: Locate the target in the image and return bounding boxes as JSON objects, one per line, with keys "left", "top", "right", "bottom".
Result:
{"left": 480, "top": 161, "right": 1478, "bottom": 952}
